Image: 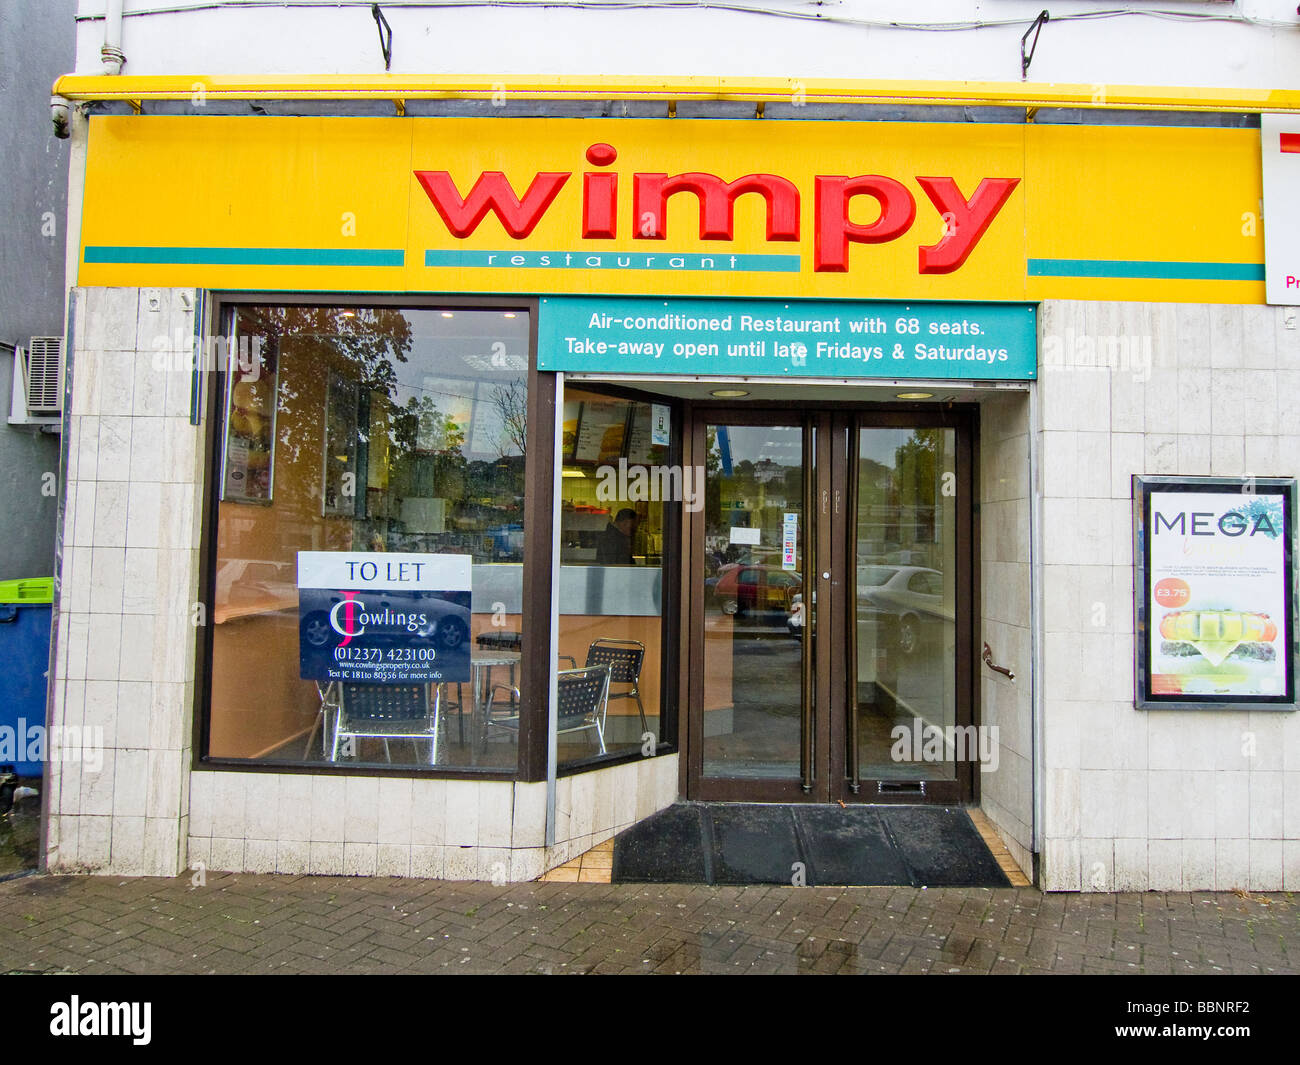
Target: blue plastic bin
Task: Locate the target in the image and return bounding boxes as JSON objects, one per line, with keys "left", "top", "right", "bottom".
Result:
{"left": 0, "top": 578, "right": 53, "bottom": 777}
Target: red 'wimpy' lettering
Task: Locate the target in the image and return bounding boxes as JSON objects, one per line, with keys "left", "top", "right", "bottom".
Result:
{"left": 414, "top": 148, "right": 1021, "bottom": 272}
{"left": 414, "top": 170, "right": 570, "bottom": 239}
{"left": 915, "top": 176, "right": 1021, "bottom": 274}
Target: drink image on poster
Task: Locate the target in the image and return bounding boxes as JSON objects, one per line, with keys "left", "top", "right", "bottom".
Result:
{"left": 1147, "top": 491, "right": 1288, "bottom": 697}
{"left": 297, "top": 551, "right": 472, "bottom": 684}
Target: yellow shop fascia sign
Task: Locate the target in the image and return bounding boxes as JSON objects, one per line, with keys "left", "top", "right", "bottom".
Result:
{"left": 77, "top": 116, "right": 1265, "bottom": 304}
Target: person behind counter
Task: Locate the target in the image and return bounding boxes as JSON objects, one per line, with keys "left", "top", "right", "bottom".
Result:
{"left": 595, "top": 508, "right": 638, "bottom": 565}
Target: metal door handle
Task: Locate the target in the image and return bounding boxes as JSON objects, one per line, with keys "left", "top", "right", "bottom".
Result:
{"left": 982, "top": 642, "right": 1015, "bottom": 681}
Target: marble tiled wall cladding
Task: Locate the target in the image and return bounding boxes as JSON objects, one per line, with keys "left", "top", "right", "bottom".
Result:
{"left": 46, "top": 288, "right": 203, "bottom": 877}
{"left": 1038, "top": 301, "right": 1300, "bottom": 892}
{"left": 186, "top": 757, "right": 680, "bottom": 881}
{"left": 45, "top": 288, "right": 678, "bottom": 880}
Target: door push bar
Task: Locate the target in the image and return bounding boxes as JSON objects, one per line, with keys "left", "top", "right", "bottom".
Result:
{"left": 982, "top": 642, "right": 1015, "bottom": 681}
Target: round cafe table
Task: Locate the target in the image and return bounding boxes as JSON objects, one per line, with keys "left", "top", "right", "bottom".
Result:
{"left": 468, "top": 649, "right": 521, "bottom": 757}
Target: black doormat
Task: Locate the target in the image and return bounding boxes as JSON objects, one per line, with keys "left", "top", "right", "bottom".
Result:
{"left": 611, "top": 803, "right": 1010, "bottom": 887}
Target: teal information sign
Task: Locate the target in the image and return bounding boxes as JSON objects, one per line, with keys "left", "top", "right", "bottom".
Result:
{"left": 538, "top": 297, "right": 1037, "bottom": 379}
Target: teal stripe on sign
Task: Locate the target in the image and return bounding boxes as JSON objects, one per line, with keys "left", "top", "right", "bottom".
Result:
{"left": 425, "top": 249, "right": 801, "bottom": 272}
{"left": 1028, "top": 258, "right": 1264, "bottom": 281}
{"left": 84, "top": 247, "right": 405, "bottom": 267}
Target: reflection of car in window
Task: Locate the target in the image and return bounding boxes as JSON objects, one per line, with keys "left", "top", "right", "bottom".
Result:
{"left": 857, "top": 565, "right": 951, "bottom": 655}
{"left": 217, "top": 559, "right": 298, "bottom": 606}
{"left": 711, "top": 564, "right": 803, "bottom": 617}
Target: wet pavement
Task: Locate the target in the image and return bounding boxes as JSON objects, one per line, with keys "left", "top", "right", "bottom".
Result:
{"left": 0, "top": 871, "right": 1295, "bottom": 974}
{"left": 0, "top": 789, "right": 41, "bottom": 881}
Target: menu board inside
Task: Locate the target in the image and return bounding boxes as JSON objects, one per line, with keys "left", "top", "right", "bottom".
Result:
{"left": 562, "top": 398, "right": 669, "bottom": 468}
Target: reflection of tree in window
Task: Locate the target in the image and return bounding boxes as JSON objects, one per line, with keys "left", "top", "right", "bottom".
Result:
{"left": 704, "top": 426, "right": 722, "bottom": 522}
{"left": 233, "top": 305, "right": 413, "bottom": 528}
{"left": 392, "top": 394, "right": 468, "bottom": 516}
{"left": 226, "top": 306, "right": 531, "bottom": 564}
{"left": 894, "top": 431, "right": 940, "bottom": 545}
{"left": 491, "top": 378, "right": 527, "bottom": 459}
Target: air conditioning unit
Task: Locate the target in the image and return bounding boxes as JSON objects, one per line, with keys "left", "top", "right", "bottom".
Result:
{"left": 8, "top": 337, "right": 63, "bottom": 429}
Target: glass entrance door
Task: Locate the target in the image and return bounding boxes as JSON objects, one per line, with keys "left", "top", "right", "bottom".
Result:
{"left": 686, "top": 408, "right": 973, "bottom": 804}
{"left": 697, "top": 418, "right": 810, "bottom": 794}
{"left": 846, "top": 422, "right": 973, "bottom": 804}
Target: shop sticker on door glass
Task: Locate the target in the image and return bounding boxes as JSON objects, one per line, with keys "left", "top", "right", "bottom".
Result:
{"left": 782, "top": 513, "right": 798, "bottom": 569}
{"left": 297, "top": 551, "right": 472, "bottom": 684}
{"left": 651, "top": 404, "right": 671, "bottom": 446}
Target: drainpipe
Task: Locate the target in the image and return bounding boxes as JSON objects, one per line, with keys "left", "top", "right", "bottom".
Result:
{"left": 101, "top": 0, "right": 126, "bottom": 75}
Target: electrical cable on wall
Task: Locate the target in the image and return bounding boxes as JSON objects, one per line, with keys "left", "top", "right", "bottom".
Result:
{"left": 72, "top": 2, "right": 1300, "bottom": 34}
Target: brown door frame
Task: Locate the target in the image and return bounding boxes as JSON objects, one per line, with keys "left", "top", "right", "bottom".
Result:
{"left": 685, "top": 407, "right": 831, "bottom": 802}
{"left": 683, "top": 402, "right": 978, "bottom": 806}
{"left": 833, "top": 408, "right": 976, "bottom": 805}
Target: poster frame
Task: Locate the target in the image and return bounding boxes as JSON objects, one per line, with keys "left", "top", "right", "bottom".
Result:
{"left": 1133, "top": 474, "right": 1298, "bottom": 711}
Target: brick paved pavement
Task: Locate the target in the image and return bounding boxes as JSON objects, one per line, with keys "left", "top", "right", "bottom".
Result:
{"left": 0, "top": 872, "right": 1295, "bottom": 974}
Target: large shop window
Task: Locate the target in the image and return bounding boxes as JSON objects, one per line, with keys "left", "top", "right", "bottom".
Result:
{"left": 206, "top": 304, "right": 530, "bottom": 771}
{"left": 551, "top": 385, "right": 670, "bottom": 768}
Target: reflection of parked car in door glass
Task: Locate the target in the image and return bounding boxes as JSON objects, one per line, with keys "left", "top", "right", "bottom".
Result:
{"left": 712, "top": 565, "right": 802, "bottom": 618}
{"left": 218, "top": 559, "right": 298, "bottom": 607}
{"left": 857, "top": 565, "right": 950, "bottom": 654}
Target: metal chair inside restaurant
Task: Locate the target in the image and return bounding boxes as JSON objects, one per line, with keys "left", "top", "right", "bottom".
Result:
{"left": 329, "top": 682, "right": 441, "bottom": 764}
{"left": 482, "top": 663, "right": 612, "bottom": 754}
{"left": 304, "top": 680, "right": 340, "bottom": 760}
{"left": 384, "top": 633, "right": 520, "bottom": 752}
{"left": 580, "top": 638, "right": 649, "bottom": 736}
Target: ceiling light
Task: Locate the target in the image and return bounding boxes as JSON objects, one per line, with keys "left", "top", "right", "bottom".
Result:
{"left": 503, "top": 312, "right": 517, "bottom": 319}
{"left": 895, "top": 391, "right": 934, "bottom": 400}
{"left": 710, "top": 388, "right": 750, "bottom": 398}
{"left": 441, "top": 311, "right": 454, "bottom": 318}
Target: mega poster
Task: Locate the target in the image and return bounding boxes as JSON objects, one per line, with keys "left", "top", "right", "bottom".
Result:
{"left": 297, "top": 551, "right": 472, "bottom": 684}
{"left": 1135, "top": 477, "right": 1297, "bottom": 710}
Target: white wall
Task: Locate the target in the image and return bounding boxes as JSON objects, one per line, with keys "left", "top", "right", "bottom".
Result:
{"left": 46, "top": 286, "right": 202, "bottom": 876}
{"left": 1038, "top": 299, "right": 1300, "bottom": 892}
{"left": 72, "top": 1, "right": 1300, "bottom": 88}
{"left": 186, "top": 757, "right": 679, "bottom": 880}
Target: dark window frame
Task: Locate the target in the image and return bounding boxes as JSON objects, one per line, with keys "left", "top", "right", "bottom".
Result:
{"left": 552, "top": 378, "right": 685, "bottom": 770}
{"left": 193, "top": 293, "right": 543, "bottom": 781}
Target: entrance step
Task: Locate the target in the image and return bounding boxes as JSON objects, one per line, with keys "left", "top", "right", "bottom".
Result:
{"left": 611, "top": 803, "right": 1012, "bottom": 887}
{"left": 539, "top": 838, "right": 615, "bottom": 883}
{"left": 968, "top": 808, "right": 1032, "bottom": 886}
